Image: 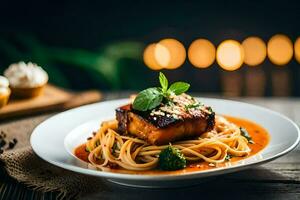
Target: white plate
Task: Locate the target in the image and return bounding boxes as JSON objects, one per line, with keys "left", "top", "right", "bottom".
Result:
{"left": 30, "top": 98, "right": 300, "bottom": 188}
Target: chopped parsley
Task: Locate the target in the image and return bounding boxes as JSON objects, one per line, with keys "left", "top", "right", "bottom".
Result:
{"left": 185, "top": 103, "right": 201, "bottom": 111}
{"left": 207, "top": 106, "right": 213, "bottom": 113}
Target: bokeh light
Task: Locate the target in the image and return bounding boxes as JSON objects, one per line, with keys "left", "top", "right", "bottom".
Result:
{"left": 155, "top": 38, "right": 186, "bottom": 69}
{"left": 216, "top": 40, "right": 244, "bottom": 71}
{"left": 143, "top": 43, "right": 163, "bottom": 70}
{"left": 188, "top": 39, "right": 216, "bottom": 68}
{"left": 154, "top": 43, "right": 171, "bottom": 68}
{"left": 267, "top": 34, "right": 293, "bottom": 66}
{"left": 242, "top": 36, "right": 266, "bottom": 66}
{"left": 294, "top": 37, "right": 300, "bottom": 64}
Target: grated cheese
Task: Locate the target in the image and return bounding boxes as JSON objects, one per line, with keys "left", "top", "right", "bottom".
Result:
{"left": 149, "top": 93, "right": 212, "bottom": 119}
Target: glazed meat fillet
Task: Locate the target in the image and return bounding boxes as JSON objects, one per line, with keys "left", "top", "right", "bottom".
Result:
{"left": 116, "top": 94, "right": 215, "bottom": 145}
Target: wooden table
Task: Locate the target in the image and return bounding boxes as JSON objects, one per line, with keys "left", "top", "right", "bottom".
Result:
{"left": 0, "top": 93, "right": 299, "bottom": 200}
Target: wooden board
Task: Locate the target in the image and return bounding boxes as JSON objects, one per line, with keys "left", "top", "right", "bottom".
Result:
{"left": 0, "top": 85, "right": 102, "bottom": 119}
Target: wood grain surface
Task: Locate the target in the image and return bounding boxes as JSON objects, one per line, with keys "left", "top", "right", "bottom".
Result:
{"left": 0, "top": 85, "right": 102, "bottom": 120}
{"left": 0, "top": 93, "right": 299, "bottom": 200}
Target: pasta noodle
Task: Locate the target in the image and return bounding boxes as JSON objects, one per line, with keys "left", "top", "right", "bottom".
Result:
{"left": 85, "top": 116, "right": 251, "bottom": 171}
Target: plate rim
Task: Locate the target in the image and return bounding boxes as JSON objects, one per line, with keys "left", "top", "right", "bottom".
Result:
{"left": 30, "top": 97, "right": 300, "bottom": 181}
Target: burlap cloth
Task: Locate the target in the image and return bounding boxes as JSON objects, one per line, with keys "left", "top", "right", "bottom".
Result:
{"left": 0, "top": 114, "right": 106, "bottom": 199}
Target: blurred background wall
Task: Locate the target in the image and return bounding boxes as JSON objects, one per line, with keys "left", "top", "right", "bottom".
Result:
{"left": 0, "top": 0, "right": 299, "bottom": 96}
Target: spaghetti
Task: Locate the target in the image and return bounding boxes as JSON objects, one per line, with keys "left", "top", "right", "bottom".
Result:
{"left": 85, "top": 115, "right": 251, "bottom": 171}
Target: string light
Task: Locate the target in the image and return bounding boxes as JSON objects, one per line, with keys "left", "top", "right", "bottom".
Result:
{"left": 155, "top": 38, "right": 186, "bottom": 69}
{"left": 216, "top": 40, "right": 244, "bottom": 71}
{"left": 294, "top": 37, "right": 300, "bottom": 64}
{"left": 144, "top": 34, "right": 298, "bottom": 71}
{"left": 154, "top": 43, "right": 171, "bottom": 68}
{"left": 267, "top": 34, "right": 293, "bottom": 66}
{"left": 242, "top": 37, "right": 266, "bottom": 66}
{"left": 143, "top": 43, "right": 163, "bottom": 70}
{"left": 188, "top": 39, "right": 215, "bottom": 68}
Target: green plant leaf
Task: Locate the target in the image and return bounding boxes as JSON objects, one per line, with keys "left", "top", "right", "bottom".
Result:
{"left": 168, "top": 82, "right": 190, "bottom": 95}
{"left": 159, "top": 72, "right": 168, "bottom": 93}
{"left": 132, "top": 87, "right": 163, "bottom": 111}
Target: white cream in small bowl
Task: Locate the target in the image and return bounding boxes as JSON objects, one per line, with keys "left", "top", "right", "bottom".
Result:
{"left": 4, "top": 61, "right": 48, "bottom": 88}
{"left": 0, "top": 75, "right": 11, "bottom": 108}
{"left": 4, "top": 62, "right": 48, "bottom": 98}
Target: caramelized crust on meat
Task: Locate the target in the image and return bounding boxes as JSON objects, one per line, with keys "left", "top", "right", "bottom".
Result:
{"left": 116, "top": 103, "right": 215, "bottom": 145}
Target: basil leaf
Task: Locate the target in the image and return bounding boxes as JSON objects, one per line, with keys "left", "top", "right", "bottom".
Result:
{"left": 159, "top": 72, "right": 168, "bottom": 93}
{"left": 132, "top": 87, "right": 163, "bottom": 111}
{"left": 240, "top": 127, "right": 254, "bottom": 144}
{"left": 168, "top": 82, "right": 190, "bottom": 95}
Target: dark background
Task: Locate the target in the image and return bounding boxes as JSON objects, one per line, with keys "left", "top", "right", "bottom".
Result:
{"left": 0, "top": 0, "right": 299, "bottom": 96}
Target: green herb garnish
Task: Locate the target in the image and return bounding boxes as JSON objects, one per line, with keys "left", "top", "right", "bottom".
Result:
{"left": 112, "top": 143, "right": 118, "bottom": 154}
{"left": 159, "top": 72, "right": 169, "bottom": 94}
{"left": 85, "top": 146, "right": 91, "bottom": 152}
{"left": 133, "top": 72, "right": 190, "bottom": 111}
{"left": 207, "top": 106, "right": 214, "bottom": 113}
{"left": 131, "top": 87, "right": 163, "bottom": 111}
{"left": 168, "top": 82, "right": 190, "bottom": 95}
{"left": 225, "top": 154, "right": 232, "bottom": 161}
{"left": 240, "top": 127, "right": 254, "bottom": 144}
{"left": 185, "top": 103, "right": 201, "bottom": 111}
